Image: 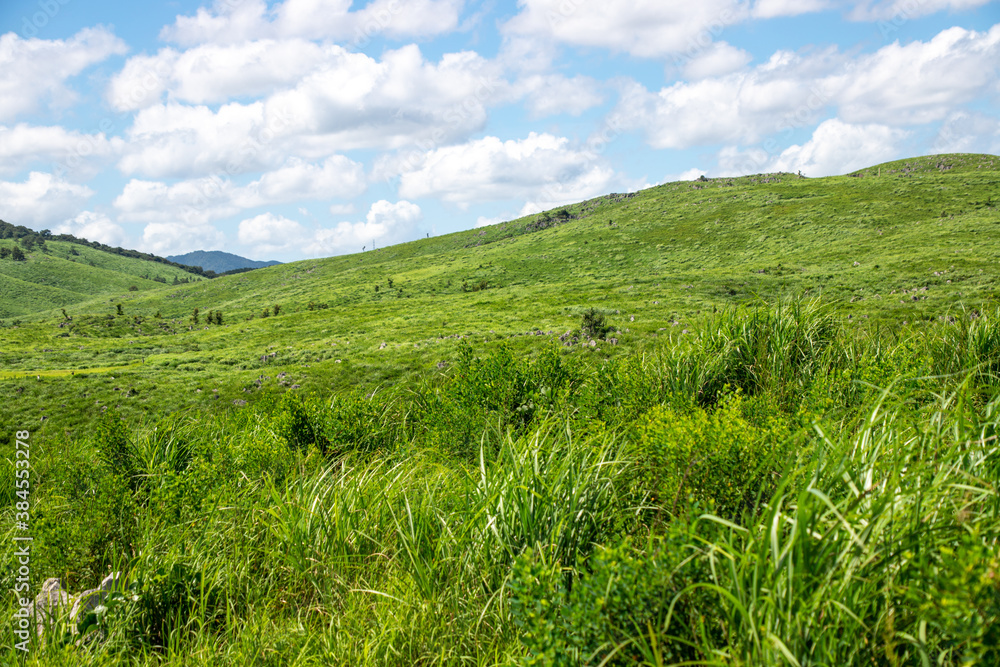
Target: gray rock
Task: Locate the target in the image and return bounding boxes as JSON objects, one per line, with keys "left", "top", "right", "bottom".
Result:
{"left": 28, "top": 578, "right": 70, "bottom": 635}
{"left": 70, "top": 571, "right": 123, "bottom": 624}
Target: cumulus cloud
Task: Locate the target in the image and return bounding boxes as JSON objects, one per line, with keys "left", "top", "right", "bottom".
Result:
{"left": 0, "top": 27, "right": 127, "bottom": 122}
{"left": 830, "top": 25, "right": 1000, "bottom": 126}
{"left": 161, "top": 0, "right": 464, "bottom": 46}
{"left": 931, "top": 111, "right": 1000, "bottom": 154}
{"left": 753, "top": 0, "right": 832, "bottom": 19}
{"left": 614, "top": 24, "right": 1000, "bottom": 150}
{"left": 504, "top": 0, "right": 749, "bottom": 58}
{"left": 718, "top": 119, "right": 909, "bottom": 177}
{"left": 310, "top": 199, "right": 421, "bottom": 255}
{"left": 389, "top": 132, "right": 619, "bottom": 208}
{"left": 118, "top": 101, "right": 294, "bottom": 178}
{"left": 114, "top": 156, "right": 365, "bottom": 224}
{"left": 54, "top": 211, "right": 128, "bottom": 247}
{"left": 0, "top": 124, "right": 123, "bottom": 179}
{"left": 611, "top": 52, "right": 836, "bottom": 150}
{"left": 0, "top": 172, "right": 93, "bottom": 228}
{"left": 237, "top": 212, "right": 308, "bottom": 255}
{"left": 108, "top": 39, "right": 333, "bottom": 111}
{"left": 515, "top": 74, "right": 604, "bottom": 117}
{"left": 680, "top": 41, "right": 752, "bottom": 80}
{"left": 116, "top": 45, "right": 502, "bottom": 178}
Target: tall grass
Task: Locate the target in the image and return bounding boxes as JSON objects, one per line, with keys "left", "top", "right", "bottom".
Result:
{"left": 4, "top": 302, "right": 1000, "bottom": 665}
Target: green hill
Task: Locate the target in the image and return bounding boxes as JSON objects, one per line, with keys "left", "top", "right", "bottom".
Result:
{"left": 0, "top": 151, "right": 996, "bottom": 426}
{"left": 2, "top": 153, "right": 1000, "bottom": 665}
{"left": 0, "top": 238, "right": 206, "bottom": 318}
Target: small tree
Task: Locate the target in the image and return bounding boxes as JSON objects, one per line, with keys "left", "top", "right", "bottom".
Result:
{"left": 215, "top": 310, "right": 223, "bottom": 325}
{"left": 581, "top": 308, "right": 610, "bottom": 340}
{"left": 0, "top": 247, "right": 10, "bottom": 259}
{"left": 261, "top": 309, "right": 270, "bottom": 318}
{"left": 11, "top": 246, "right": 25, "bottom": 261}
{"left": 116, "top": 304, "right": 124, "bottom": 316}
{"left": 192, "top": 307, "right": 200, "bottom": 324}
{"left": 273, "top": 304, "right": 281, "bottom": 316}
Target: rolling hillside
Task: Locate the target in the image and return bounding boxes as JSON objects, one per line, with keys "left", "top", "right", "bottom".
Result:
{"left": 0, "top": 238, "right": 206, "bottom": 319}
{"left": 0, "top": 152, "right": 998, "bottom": 431}
{"left": 2, "top": 154, "right": 1000, "bottom": 666}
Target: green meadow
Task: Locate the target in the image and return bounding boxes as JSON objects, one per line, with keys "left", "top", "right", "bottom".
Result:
{"left": 1, "top": 153, "right": 999, "bottom": 665}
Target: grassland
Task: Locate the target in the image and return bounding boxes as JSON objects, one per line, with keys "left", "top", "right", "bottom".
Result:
{"left": 0, "top": 239, "right": 204, "bottom": 319}
{"left": 0, "top": 153, "right": 999, "bottom": 665}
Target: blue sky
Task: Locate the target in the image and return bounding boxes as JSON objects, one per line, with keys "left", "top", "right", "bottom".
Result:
{"left": 0, "top": 0, "right": 997, "bottom": 261}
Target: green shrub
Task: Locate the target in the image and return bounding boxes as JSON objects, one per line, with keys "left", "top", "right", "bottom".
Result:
{"left": 631, "top": 390, "right": 788, "bottom": 519}
{"left": 509, "top": 529, "right": 715, "bottom": 666}
{"left": 580, "top": 308, "right": 610, "bottom": 340}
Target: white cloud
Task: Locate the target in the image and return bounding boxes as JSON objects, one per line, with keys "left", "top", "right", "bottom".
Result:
{"left": 114, "top": 177, "right": 241, "bottom": 225}
{"left": 119, "top": 101, "right": 292, "bottom": 178}
{"left": 611, "top": 55, "right": 834, "bottom": 150}
{"left": 0, "top": 124, "right": 123, "bottom": 179}
{"left": 390, "top": 132, "right": 619, "bottom": 208}
{"left": 848, "top": 0, "right": 994, "bottom": 21}
{"left": 238, "top": 212, "right": 308, "bottom": 255}
{"left": 108, "top": 39, "right": 333, "bottom": 111}
{"left": 54, "top": 211, "right": 128, "bottom": 247}
{"left": 114, "top": 156, "right": 365, "bottom": 224}
{"left": 753, "top": 0, "right": 832, "bottom": 19}
{"left": 162, "top": 0, "right": 464, "bottom": 46}
{"left": 504, "top": 0, "right": 749, "bottom": 58}
{"left": 141, "top": 222, "right": 226, "bottom": 256}
{"left": 680, "top": 41, "right": 752, "bottom": 79}
{"left": 718, "top": 119, "right": 909, "bottom": 177}
{"left": 236, "top": 156, "right": 366, "bottom": 207}
{"left": 305, "top": 200, "right": 423, "bottom": 256}
{"left": 931, "top": 111, "right": 1000, "bottom": 154}
{"left": 515, "top": 74, "right": 604, "bottom": 117}
{"left": 0, "top": 172, "right": 93, "bottom": 228}
{"left": 614, "top": 24, "right": 1000, "bottom": 150}
{"left": 116, "top": 45, "right": 502, "bottom": 179}
{"left": 0, "top": 27, "right": 127, "bottom": 122}
{"left": 830, "top": 25, "right": 1000, "bottom": 126}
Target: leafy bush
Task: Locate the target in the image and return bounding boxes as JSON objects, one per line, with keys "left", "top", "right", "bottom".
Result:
{"left": 630, "top": 390, "right": 789, "bottom": 519}
{"left": 509, "top": 527, "right": 715, "bottom": 666}
{"left": 580, "top": 308, "right": 611, "bottom": 340}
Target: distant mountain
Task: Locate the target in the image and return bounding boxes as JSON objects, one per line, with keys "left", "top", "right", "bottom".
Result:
{"left": 166, "top": 251, "right": 282, "bottom": 274}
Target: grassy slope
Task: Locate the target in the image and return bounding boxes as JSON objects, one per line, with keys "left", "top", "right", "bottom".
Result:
{"left": 1, "top": 154, "right": 1000, "bottom": 665}
{"left": 1, "top": 152, "right": 998, "bottom": 437}
{"left": 0, "top": 239, "right": 204, "bottom": 318}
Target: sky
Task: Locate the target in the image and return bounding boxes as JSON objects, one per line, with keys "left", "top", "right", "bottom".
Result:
{"left": 0, "top": 0, "right": 998, "bottom": 262}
